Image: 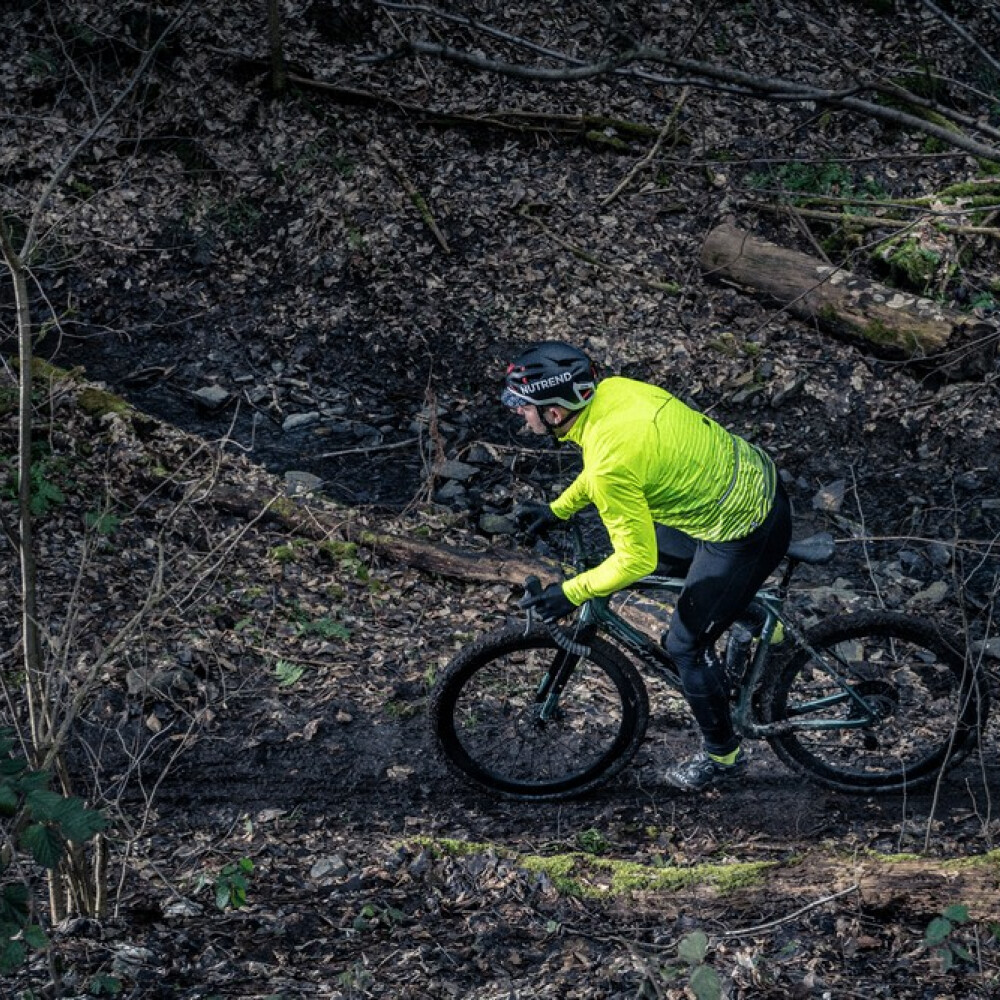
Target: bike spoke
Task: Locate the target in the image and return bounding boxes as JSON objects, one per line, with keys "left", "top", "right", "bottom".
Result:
{"left": 433, "top": 626, "right": 649, "bottom": 798}
{"left": 766, "top": 612, "right": 986, "bottom": 791}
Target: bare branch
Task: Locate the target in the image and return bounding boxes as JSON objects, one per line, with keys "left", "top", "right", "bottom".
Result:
{"left": 919, "top": 0, "right": 1000, "bottom": 78}
{"left": 383, "top": 34, "right": 1000, "bottom": 163}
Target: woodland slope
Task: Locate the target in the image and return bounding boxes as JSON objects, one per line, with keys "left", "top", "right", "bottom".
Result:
{"left": 3, "top": 2, "right": 1000, "bottom": 998}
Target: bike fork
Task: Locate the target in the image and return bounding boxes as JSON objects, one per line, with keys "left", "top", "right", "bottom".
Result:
{"left": 535, "top": 649, "right": 583, "bottom": 721}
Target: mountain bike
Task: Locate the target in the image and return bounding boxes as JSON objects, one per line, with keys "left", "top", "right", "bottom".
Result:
{"left": 429, "top": 518, "right": 989, "bottom": 800}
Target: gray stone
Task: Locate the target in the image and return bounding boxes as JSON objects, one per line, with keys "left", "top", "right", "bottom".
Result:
{"left": 465, "top": 444, "right": 494, "bottom": 464}
{"left": 972, "top": 636, "right": 1000, "bottom": 660}
{"left": 479, "top": 514, "right": 516, "bottom": 535}
{"left": 437, "top": 459, "right": 478, "bottom": 482}
{"left": 310, "top": 855, "right": 349, "bottom": 879}
{"left": 906, "top": 580, "right": 949, "bottom": 607}
{"left": 435, "top": 481, "right": 466, "bottom": 501}
{"left": 282, "top": 411, "right": 320, "bottom": 432}
{"left": 812, "top": 479, "right": 846, "bottom": 513}
{"left": 193, "top": 385, "right": 230, "bottom": 410}
{"left": 927, "top": 542, "right": 953, "bottom": 567}
{"left": 284, "top": 470, "right": 323, "bottom": 496}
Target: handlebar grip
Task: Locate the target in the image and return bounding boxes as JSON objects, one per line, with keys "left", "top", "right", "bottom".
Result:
{"left": 524, "top": 575, "right": 542, "bottom": 598}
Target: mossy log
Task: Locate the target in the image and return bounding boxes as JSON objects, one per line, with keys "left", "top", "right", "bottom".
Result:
{"left": 700, "top": 223, "right": 997, "bottom": 377}
{"left": 211, "top": 485, "right": 556, "bottom": 587}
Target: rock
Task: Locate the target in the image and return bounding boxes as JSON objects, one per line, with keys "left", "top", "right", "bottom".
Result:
{"left": 770, "top": 374, "right": 808, "bottom": 407}
{"left": 435, "top": 481, "right": 466, "bottom": 501}
{"left": 311, "top": 855, "right": 349, "bottom": 879}
{"left": 163, "top": 898, "right": 203, "bottom": 919}
{"left": 282, "top": 411, "right": 320, "bottom": 432}
{"left": 812, "top": 479, "right": 846, "bottom": 512}
{"left": 285, "top": 470, "right": 324, "bottom": 496}
{"left": 972, "top": 636, "right": 1000, "bottom": 660}
{"left": 479, "top": 514, "right": 516, "bottom": 535}
{"left": 126, "top": 666, "right": 196, "bottom": 698}
{"left": 437, "top": 459, "right": 478, "bottom": 482}
{"left": 193, "top": 385, "right": 230, "bottom": 410}
{"left": 906, "top": 580, "right": 949, "bottom": 607}
{"left": 927, "top": 542, "right": 952, "bottom": 567}
{"left": 465, "top": 444, "right": 494, "bottom": 464}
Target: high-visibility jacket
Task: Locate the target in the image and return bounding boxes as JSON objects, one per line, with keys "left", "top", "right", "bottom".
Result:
{"left": 549, "top": 376, "right": 777, "bottom": 605}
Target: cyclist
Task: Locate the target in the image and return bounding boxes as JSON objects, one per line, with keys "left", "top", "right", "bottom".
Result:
{"left": 502, "top": 340, "right": 792, "bottom": 791}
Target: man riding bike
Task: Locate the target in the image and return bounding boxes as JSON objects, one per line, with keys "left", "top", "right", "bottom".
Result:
{"left": 503, "top": 340, "right": 792, "bottom": 791}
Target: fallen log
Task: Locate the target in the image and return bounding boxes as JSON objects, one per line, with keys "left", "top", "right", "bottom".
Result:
{"left": 211, "top": 485, "right": 557, "bottom": 586}
{"left": 700, "top": 222, "right": 997, "bottom": 378}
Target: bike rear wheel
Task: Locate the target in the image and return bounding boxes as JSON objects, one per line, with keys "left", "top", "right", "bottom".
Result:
{"left": 430, "top": 624, "right": 649, "bottom": 800}
{"left": 762, "top": 611, "right": 989, "bottom": 793}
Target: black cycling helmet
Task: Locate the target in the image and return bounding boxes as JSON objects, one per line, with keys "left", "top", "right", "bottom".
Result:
{"left": 501, "top": 341, "right": 597, "bottom": 412}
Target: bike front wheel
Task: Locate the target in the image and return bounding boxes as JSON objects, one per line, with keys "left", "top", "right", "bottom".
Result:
{"left": 430, "top": 624, "right": 649, "bottom": 800}
{"left": 762, "top": 611, "right": 989, "bottom": 793}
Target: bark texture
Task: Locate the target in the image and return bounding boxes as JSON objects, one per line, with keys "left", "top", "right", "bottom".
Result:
{"left": 701, "top": 223, "right": 997, "bottom": 377}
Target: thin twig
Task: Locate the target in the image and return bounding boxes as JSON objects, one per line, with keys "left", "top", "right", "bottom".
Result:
{"left": 601, "top": 87, "right": 690, "bottom": 207}
{"left": 316, "top": 437, "right": 421, "bottom": 460}
{"left": 717, "top": 885, "right": 860, "bottom": 938}
{"left": 373, "top": 146, "right": 451, "bottom": 254}
{"left": 918, "top": 0, "right": 1000, "bottom": 78}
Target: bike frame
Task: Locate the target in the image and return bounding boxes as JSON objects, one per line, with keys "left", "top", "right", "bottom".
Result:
{"left": 544, "top": 526, "right": 885, "bottom": 738}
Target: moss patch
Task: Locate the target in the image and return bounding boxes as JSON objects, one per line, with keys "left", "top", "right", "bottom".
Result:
{"left": 77, "top": 386, "right": 131, "bottom": 417}
{"left": 414, "top": 837, "right": 775, "bottom": 899}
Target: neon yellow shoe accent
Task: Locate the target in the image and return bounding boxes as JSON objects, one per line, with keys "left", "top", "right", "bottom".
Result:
{"left": 708, "top": 748, "right": 741, "bottom": 766}
{"left": 770, "top": 621, "right": 785, "bottom": 644}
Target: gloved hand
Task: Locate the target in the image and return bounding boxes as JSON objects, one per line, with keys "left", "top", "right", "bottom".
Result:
{"left": 519, "top": 582, "right": 576, "bottom": 622}
{"left": 514, "top": 501, "right": 561, "bottom": 540}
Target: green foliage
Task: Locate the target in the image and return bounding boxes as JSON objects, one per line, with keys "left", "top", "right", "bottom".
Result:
{"left": 749, "top": 161, "right": 886, "bottom": 204}
{"left": 0, "top": 728, "right": 106, "bottom": 974}
{"left": 318, "top": 539, "right": 369, "bottom": 582}
{"left": 268, "top": 541, "right": 302, "bottom": 563}
{"left": 197, "top": 857, "right": 254, "bottom": 911}
{"left": 647, "top": 930, "right": 722, "bottom": 1000}
{"left": 85, "top": 510, "right": 121, "bottom": 536}
{"left": 2, "top": 450, "right": 69, "bottom": 517}
{"left": 206, "top": 198, "right": 261, "bottom": 238}
{"left": 924, "top": 903, "right": 974, "bottom": 971}
{"left": 575, "top": 828, "right": 610, "bottom": 856}
{"left": 875, "top": 235, "right": 941, "bottom": 294}
{"left": 26, "top": 50, "right": 58, "bottom": 78}
{"left": 274, "top": 659, "right": 305, "bottom": 687}
{"left": 295, "top": 614, "right": 350, "bottom": 641}
{"left": 88, "top": 974, "right": 123, "bottom": 996}
{"left": 352, "top": 902, "right": 405, "bottom": 932}
{"left": 677, "top": 931, "right": 722, "bottom": 1000}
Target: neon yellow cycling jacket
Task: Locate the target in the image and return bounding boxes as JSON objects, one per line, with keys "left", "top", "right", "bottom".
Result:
{"left": 549, "top": 376, "right": 777, "bottom": 605}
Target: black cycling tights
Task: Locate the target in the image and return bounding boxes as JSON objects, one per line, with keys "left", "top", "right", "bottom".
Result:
{"left": 659, "top": 484, "right": 792, "bottom": 757}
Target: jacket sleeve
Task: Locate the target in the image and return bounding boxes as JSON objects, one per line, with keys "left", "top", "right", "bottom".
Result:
{"left": 560, "top": 466, "right": 659, "bottom": 605}
{"left": 549, "top": 473, "right": 591, "bottom": 520}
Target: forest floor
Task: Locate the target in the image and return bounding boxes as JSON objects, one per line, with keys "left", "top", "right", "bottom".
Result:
{"left": 3, "top": 1, "right": 1000, "bottom": 998}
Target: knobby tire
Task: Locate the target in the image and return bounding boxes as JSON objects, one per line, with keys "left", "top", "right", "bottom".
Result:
{"left": 761, "top": 610, "right": 989, "bottom": 793}
{"left": 429, "top": 624, "right": 649, "bottom": 800}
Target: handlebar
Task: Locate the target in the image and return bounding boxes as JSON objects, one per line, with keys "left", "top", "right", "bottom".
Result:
{"left": 519, "top": 574, "right": 591, "bottom": 657}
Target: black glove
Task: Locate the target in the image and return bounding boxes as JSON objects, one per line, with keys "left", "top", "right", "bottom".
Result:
{"left": 520, "top": 582, "right": 576, "bottom": 622}
{"left": 514, "top": 501, "right": 561, "bottom": 540}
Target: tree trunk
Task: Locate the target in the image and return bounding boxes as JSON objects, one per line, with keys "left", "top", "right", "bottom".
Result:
{"left": 266, "top": 0, "right": 287, "bottom": 96}
{"left": 700, "top": 222, "right": 997, "bottom": 378}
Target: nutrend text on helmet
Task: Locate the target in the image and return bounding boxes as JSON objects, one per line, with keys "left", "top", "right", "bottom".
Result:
{"left": 525, "top": 372, "right": 572, "bottom": 393}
